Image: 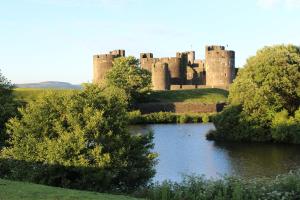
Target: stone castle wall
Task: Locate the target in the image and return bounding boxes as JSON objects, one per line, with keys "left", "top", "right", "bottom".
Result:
{"left": 136, "top": 102, "right": 226, "bottom": 114}
{"left": 93, "top": 45, "right": 236, "bottom": 89}
{"left": 93, "top": 50, "right": 125, "bottom": 84}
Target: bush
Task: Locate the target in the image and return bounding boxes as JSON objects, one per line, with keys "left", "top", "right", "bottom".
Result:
{"left": 202, "top": 115, "right": 209, "bottom": 123}
{"left": 177, "top": 115, "right": 189, "bottom": 124}
{"left": 137, "top": 171, "right": 300, "bottom": 200}
{"left": 0, "top": 70, "right": 19, "bottom": 147}
{"left": 212, "top": 45, "right": 300, "bottom": 143}
{"left": 105, "top": 56, "right": 152, "bottom": 106}
{"left": 271, "top": 109, "right": 300, "bottom": 144}
{"left": 0, "top": 84, "right": 156, "bottom": 192}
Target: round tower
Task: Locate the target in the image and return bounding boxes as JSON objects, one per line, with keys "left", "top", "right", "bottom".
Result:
{"left": 93, "top": 54, "right": 114, "bottom": 84}
{"left": 93, "top": 49, "right": 125, "bottom": 84}
{"left": 160, "top": 57, "right": 182, "bottom": 85}
{"left": 205, "top": 46, "right": 235, "bottom": 88}
{"left": 151, "top": 62, "right": 170, "bottom": 90}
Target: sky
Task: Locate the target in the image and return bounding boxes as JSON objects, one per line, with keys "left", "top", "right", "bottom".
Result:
{"left": 0, "top": 0, "right": 300, "bottom": 84}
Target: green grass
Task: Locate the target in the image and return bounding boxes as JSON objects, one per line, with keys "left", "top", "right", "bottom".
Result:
{"left": 13, "top": 88, "right": 228, "bottom": 104}
{"left": 13, "top": 88, "right": 77, "bottom": 103}
{"left": 0, "top": 179, "right": 140, "bottom": 200}
{"left": 147, "top": 88, "right": 228, "bottom": 103}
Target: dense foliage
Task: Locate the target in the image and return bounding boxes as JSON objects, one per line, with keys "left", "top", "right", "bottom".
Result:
{"left": 128, "top": 111, "right": 211, "bottom": 124}
{"left": 0, "top": 84, "right": 156, "bottom": 192}
{"left": 209, "top": 45, "right": 300, "bottom": 143}
{"left": 138, "top": 171, "right": 300, "bottom": 200}
{"left": 106, "top": 56, "right": 152, "bottom": 105}
{"left": 0, "top": 70, "right": 18, "bottom": 147}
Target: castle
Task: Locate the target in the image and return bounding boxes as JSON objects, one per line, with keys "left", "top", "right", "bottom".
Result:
{"left": 93, "top": 45, "right": 236, "bottom": 90}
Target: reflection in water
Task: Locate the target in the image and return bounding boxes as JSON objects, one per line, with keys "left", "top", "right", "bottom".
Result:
{"left": 130, "top": 123, "right": 300, "bottom": 183}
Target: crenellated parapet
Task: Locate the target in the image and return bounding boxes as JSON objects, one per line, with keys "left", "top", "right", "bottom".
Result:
{"left": 92, "top": 45, "right": 236, "bottom": 90}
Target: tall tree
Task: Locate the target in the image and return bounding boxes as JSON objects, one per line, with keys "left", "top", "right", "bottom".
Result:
{"left": 0, "top": 70, "right": 17, "bottom": 146}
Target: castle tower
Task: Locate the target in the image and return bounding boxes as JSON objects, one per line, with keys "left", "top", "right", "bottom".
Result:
{"left": 93, "top": 50, "right": 125, "bottom": 84}
{"left": 205, "top": 45, "right": 235, "bottom": 88}
{"left": 140, "top": 53, "right": 156, "bottom": 72}
{"left": 151, "top": 62, "right": 170, "bottom": 90}
{"left": 160, "top": 57, "right": 182, "bottom": 85}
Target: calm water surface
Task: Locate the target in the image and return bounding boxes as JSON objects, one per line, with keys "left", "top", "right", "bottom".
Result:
{"left": 130, "top": 123, "right": 300, "bottom": 183}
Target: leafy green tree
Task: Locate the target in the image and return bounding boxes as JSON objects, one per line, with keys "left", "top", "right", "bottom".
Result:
{"left": 0, "top": 70, "right": 18, "bottom": 147}
{"left": 211, "top": 45, "right": 300, "bottom": 143}
{"left": 1, "top": 84, "right": 156, "bottom": 191}
{"left": 105, "top": 56, "right": 152, "bottom": 104}
{"left": 229, "top": 45, "right": 300, "bottom": 122}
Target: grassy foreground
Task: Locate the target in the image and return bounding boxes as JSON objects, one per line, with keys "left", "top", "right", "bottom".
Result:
{"left": 148, "top": 88, "right": 228, "bottom": 103}
{"left": 0, "top": 179, "right": 140, "bottom": 200}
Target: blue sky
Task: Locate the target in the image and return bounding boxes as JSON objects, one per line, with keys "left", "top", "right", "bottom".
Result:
{"left": 0, "top": 0, "right": 299, "bottom": 84}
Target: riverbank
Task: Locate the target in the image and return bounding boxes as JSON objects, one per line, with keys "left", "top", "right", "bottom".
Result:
{"left": 128, "top": 111, "right": 213, "bottom": 124}
{"left": 138, "top": 170, "right": 300, "bottom": 200}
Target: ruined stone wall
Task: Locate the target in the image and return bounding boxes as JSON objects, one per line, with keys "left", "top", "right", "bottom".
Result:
{"left": 136, "top": 102, "right": 226, "bottom": 114}
{"left": 151, "top": 62, "right": 170, "bottom": 90}
{"left": 205, "top": 46, "right": 235, "bottom": 87}
{"left": 93, "top": 50, "right": 125, "bottom": 84}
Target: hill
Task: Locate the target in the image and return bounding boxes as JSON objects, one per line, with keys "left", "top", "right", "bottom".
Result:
{"left": 15, "top": 81, "right": 82, "bottom": 89}
{"left": 0, "top": 179, "right": 140, "bottom": 200}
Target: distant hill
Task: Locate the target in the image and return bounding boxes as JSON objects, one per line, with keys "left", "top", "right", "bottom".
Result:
{"left": 15, "top": 81, "right": 82, "bottom": 89}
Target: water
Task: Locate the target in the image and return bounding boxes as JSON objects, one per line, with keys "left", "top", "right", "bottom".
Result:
{"left": 129, "top": 123, "right": 300, "bottom": 183}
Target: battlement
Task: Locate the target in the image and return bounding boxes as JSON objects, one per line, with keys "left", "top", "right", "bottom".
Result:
{"left": 93, "top": 54, "right": 114, "bottom": 60}
{"left": 93, "top": 45, "right": 236, "bottom": 90}
{"left": 110, "top": 49, "right": 125, "bottom": 57}
{"left": 140, "top": 53, "right": 153, "bottom": 59}
{"left": 206, "top": 45, "right": 225, "bottom": 51}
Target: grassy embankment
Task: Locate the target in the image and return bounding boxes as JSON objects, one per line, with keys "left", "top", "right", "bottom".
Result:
{"left": 0, "top": 178, "right": 140, "bottom": 200}
{"left": 13, "top": 88, "right": 228, "bottom": 104}
{"left": 13, "top": 88, "right": 228, "bottom": 124}
{"left": 147, "top": 88, "right": 228, "bottom": 103}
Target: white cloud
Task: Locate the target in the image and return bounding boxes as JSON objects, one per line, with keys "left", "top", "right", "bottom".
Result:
{"left": 257, "top": 0, "right": 300, "bottom": 9}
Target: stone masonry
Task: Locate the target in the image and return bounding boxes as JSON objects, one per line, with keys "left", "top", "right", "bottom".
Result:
{"left": 93, "top": 45, "right": 236, "bottom": 90}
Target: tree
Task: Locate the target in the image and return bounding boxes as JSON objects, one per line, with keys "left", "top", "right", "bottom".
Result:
{"left": 105, "top": 56, "right": 152, "bottom": 105}
{"left": 1, "top": 84, "right": 156, "bottom": 191}
{"left": 0, "top": 70, "right": 18, "bottom": 147}
{"left": 210, "top": 45, "right": 300, "bottom": 143}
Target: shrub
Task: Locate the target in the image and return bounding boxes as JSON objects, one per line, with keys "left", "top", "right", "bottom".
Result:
{"left": 0, "top": 70, "right": 19, "bottom": 147}
{"left": 137, "top": 171, "right": 300, "bottom": 200}
{"left": 177, "top": 115, "right": 189, "bottom": 124}
{"left": 0, "top": 84, "right": 156, "bottom": 192}
{"left": 202, "top": 115, "right": 209, "bottom": 123}
{"left": 212, "top": 45, "right": 300, "bottom": 143}
{"left": 105, "top": 56, "right": 152, "bottom": 105}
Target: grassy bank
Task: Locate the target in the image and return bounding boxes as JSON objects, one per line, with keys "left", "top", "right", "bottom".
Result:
{"left": 147, "top": 88, "right": 228, "bottom": 103}
{"left": 138, "top": 171, "right": 300, "bottom": 200}
{"left": 128, "top": 111, "right": 213, "bottom": 124}
{"left": 0, "top": 179, "right": 140, "bottom": 200}
{"left": 14, "top": 88, "right": 228, "bottom": 104}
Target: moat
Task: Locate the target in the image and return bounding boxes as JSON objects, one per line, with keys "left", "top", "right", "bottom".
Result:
{"left": 130, "top": 123, "right": 300, "bottom": 183}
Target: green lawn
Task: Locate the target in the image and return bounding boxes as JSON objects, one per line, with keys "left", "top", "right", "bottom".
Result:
{"left": 13, "top": 88, "right": 229, "bottom": 104}
{"left": 13, "top": 88, "right": 77, "bottom": 103}
{"left": 147, "top": 88, "right": 228, "bottom": 103}
{"left": 0, "top": 179, "right": 140, "bottom": 200}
